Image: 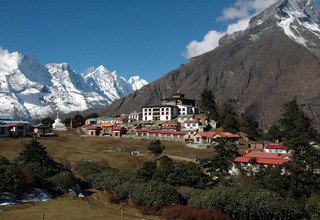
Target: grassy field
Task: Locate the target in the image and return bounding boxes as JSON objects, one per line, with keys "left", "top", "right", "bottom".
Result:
{"left": 0, "top": 189, "right": 159, "bottom": 220}
{"left": 0, "top": 131, "right": 213, "bottom": 219}
{"left": 0, "top": 131, "right": 213, "bottom": 170}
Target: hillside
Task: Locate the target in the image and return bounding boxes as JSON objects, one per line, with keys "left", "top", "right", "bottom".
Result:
{"left": 99, "top": 0, "right": 320, "bottom": 130}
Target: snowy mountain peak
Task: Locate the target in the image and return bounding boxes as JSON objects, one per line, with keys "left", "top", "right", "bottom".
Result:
{"left": 128, "top": 76, "right": 148, "bottom": 90}
{"left": 238, "top": 0, "right": 320, "bottom": 59}
{"left": 0, "top": 48, "right": 148, "bottom": 120}
{"left": 95, "top": 65, "right": 109, "bottom": 73}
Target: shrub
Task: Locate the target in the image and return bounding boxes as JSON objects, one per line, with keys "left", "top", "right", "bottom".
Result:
{"left": 305, "top": 195, "right": 320, "bottom": 219}
{"left": 89, "top": 168, "right": 132, "bottom": 192}
{"left": 48, "top": 171, "right": 76, "bottom": 191}
{"left": 114, "top": 181, "right": 136, "bottom": 200}
{"left": 189, "top": 186, "right": 302, "bottom": 220}
{"left": 161, "top": 205, "right": 227, "bottom": 220}
{"left": 74, "top": 161, "right": 108, "bottom": 179}
{"left": 0, "top": 161, "right": 24, "bottom": 195}
{"left": 131, "top": 181, "right": 182, "bottom": 210}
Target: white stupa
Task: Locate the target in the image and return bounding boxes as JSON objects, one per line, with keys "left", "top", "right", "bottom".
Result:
{"left": 52, "top": 111, "right": 67, "bottom": 131}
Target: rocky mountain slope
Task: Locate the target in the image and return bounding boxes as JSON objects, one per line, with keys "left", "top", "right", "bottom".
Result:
{"left": 0, "top": 49, "right": 147, "bottom": 119}
{"left": 100, "top": 0, "right": 320, "bottom": 130}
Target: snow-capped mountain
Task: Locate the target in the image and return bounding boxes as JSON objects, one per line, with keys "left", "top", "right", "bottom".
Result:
{"left": 0, "top": 48, "right": 148, "bottom": 120}
{"left": 128, "top": 76, "right": 148, "bottom": 91}
{"left": 221, "top": 0, "right": 320, "bottom": 58}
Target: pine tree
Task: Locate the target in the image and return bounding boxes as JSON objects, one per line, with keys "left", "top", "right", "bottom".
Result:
{"left": 199, "top": 89, "right": 219, "bottom": 120}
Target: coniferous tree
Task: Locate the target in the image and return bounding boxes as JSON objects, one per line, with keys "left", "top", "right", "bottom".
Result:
{"left": 148, "top": 140, "right": 165, "bottom": 160}
{"left": 278, "top": 99, "right": 318, "bottom": 149}
{"left": 199, "top": 89, "right": 219, "bottom": 121}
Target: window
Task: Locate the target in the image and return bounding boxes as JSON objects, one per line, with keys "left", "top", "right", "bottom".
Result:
{"left": 166, "top": 116, "right": 169, "bottom": 120}
{"left": 0, "top": 127, "right": 5, "bottom": 135}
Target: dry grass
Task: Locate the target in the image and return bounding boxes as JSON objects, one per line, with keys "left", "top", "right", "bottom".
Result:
{"left": 0, "top": 131, "right": 213, "bottom": 170}
{"left": 0, "top": 131, "right": 213, "bottom": 219}
{"left": 0, "top": 189, "right": 159, "bottom": 220}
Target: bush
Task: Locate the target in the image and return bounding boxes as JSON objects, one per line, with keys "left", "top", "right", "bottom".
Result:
{"left": 131, "top": 181, "right": 182, "bottom": 210}
{"left": 89, "top": 168, "right": 132, "bottom": 192}
{"left": 0, "top": 161, "right": 24, "bottom": 195}
{"left": 189, "top": 186, "right": 302, "bottom": 219}
{"left": 74, "top": 161, "right": 108, "bottom": 179}
{"left": 48, "top": 171, "right": 76, "bottom": 191}
{"left": 161, "top": 205, "right": 227, "bottom": 220}
{"left": 114, "top": 181, "right": 136, "bottom": 200}
{"left": 305, "top": 195, "right": 320, "bottom": 219}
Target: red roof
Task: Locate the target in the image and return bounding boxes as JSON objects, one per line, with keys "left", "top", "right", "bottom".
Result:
{"left": 136, "top": 129, "right": 185, "bottom": 135}
{"left": 234, "top": 157, "right": 289, "bottom": 165}
{"left": 234, "top": 151, "right": 292, "bottom": 165}
{"left": 183, "top": 120, "right": 199, "bottom": 123}
{"left": 161, "top": 126, "right": 178, "bottom": 130}
{"left": 113, "top": 118, "right": 127, "bottom": 121}
{"left": 197, "top": 132, "right": 217, "bottom": 138}
{"left": 244, "top": 151, "right": 291, "bottom": 159}
{"left": 214, "top": 132, "right": 240, "bottom": 138}
{"left": 197, "top": 132, "right": 240, "bottom": 138}
{"left": 88, "top": 125, "right": 102, "bottom": 130}
{"left": 265, "top": 144, "right": 288, "bottom": 150}
{"left": 162, "top": 121, "right": 178, "bottom": 125}
{"left": 112, "top": 126, "right": 127, "bottom": 131}
{"left": 6, "top": 123, "right": 26, "bottom": 127}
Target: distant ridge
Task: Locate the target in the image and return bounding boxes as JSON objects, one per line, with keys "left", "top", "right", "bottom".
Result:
{"left": 99, "top": 0, "right": 320, "bottom": 130}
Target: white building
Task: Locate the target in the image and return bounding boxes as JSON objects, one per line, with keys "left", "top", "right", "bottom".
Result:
{"left": 162, "top": 93, "right": 197, "bottom": 115}
{"left": 142, "top": 105, "right": 179, "bottom": 121}
{"left": 128, "top": 111, "right": 142, "bottom": 122}
{"left": 181, "top": 120, "right": 200, "bottom": 132}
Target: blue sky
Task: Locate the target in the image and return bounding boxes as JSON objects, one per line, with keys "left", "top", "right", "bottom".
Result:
{"left": 1, "top": 0, "right": 319, "bottom": 82}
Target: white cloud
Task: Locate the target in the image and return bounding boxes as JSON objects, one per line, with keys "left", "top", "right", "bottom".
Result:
{"left": 185, "top": 30, "right": 226, "bottom": 58}
{"left": 185, "top": 0, "right": 278, "bottom": 58}
{"left": 218, "top": 0, "right": 278, "bottom": 21}
{"left": 226, "top": 18, "right": 251, "bottom": 33}
{"left": 0, "top": 48, "right": 22, "bottom": 74}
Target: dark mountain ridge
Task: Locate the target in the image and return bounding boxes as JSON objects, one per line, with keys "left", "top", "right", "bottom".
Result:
{"left": 99, "top": 0, "right": 320, "bottom": 130}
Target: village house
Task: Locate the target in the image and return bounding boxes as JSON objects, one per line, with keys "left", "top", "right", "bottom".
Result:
{"left": 142, "top": 93, "right": 198, "bottom": 122}
{"left": 85, "top": 118, "right": 97, "bottom": 125}
{"left": 0, "top": 119, "right": 30, "bottom": 137}
{"left": 193, "top": 132, "right": 241, "bottom": 145}
{"left": 135, "top": 129, "right": 186, "bottom": 142}
{"left": 32, "top": 124, "right": 53, "bottom": 137}
{"left": 111, "top": 117, "right": 128, "bottom": 125}
{"left": 6, "top": 123, "right": 28, "bottom": 137}
{"left": 128, "top": 111, "right": 142, "bottom": 122}
{"left": 162, "top": 93, "right": 198, "bottom": 115}
{"left": 231, "top": 151, "right": 292, "bottom": 175}
{"left": 177, "top": 114, "right": 194, "bottom": 123}
{"left": 111, "top": 126, "right": 127, "bottom": 137}
{"left": 263, "top": 144, "right": 289, "bottom": 154}
{"left": 142, "top": 105, "right": 179, "bottom": 121}
{"left": 100, "top": 123, "right": 113, "bottom": 135}
{"left": 81, "top": 124, "right": 102, "bottom": 136}
{"left": 96, "top": 117, "right": 113, "bottom": 125}
{"left": 181, "top": 120, "right": 200, "bottom": 132}
{"left": 161, "top": 121, "right": 179, "bottom": 131}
